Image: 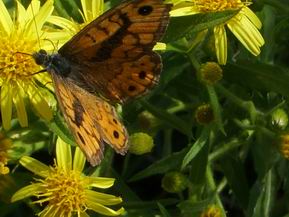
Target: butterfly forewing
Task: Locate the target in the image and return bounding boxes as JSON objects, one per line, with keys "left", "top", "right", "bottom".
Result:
{"left": 58, "top": 0, "right": 172, "bottom": 103}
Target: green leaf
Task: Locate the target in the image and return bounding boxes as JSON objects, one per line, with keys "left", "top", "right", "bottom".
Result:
{"left": 157, "top": 203, "right": 171, "bottom": 217}
{"left": 48, "top": 113, "right": 75, "bottom": 146}
{"left": 220, "top": 155, "right": 249, "bottom": 209}
{"left": 206, "top": 85, "right": 225, "bottom": 134}
{"left": 129, "top": 147, "right": 189, "bottom": 182}
{"left": 224, "top": 61, "right": 289, "bottom": 98}
{"left": 250, "top": 171, "right": 275, "bottom": 217}
{"left": 140, "top": 100, "right": 192, "bottom": 137}
{"left": 54, "top": 0, "right": 81, "bottom": 21}
{"left": 189, "top": 138, "right": 209, "bottom": 185}
{"left": 163, "top": 10, "right": 238, "bottom": 43}
{"left": 182, "top": 128, "right": 210, "bottom": 169}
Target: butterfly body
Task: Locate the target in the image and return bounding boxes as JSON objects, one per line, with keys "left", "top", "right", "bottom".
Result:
{"left": 33, "top": 0, "right": 171, "bottom": 166}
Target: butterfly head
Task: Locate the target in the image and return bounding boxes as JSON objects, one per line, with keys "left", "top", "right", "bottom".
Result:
{"left": 33, "top": 49, "right": 50, "bottom": 67}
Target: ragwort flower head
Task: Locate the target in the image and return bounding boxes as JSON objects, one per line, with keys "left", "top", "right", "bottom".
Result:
{"left": 168, "top": 0, "right": 265, "bottom": 64}
{"left": 11, "top": 138, "right": 125, "bottom": 217}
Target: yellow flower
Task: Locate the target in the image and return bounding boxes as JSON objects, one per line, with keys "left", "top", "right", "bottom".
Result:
{"left": 0, "top": 0, "right": 71, "bottom": 130}
{"left": 168, "top": 0, "right": 265, "bottom": 64}
{"left": 200, "top": 205, "right": 222, "bottom": 217}
{"left": 11, "top": 138, "right": 124, "bottom": 217}
{"left": 0, "top": 133, "right": 12, "bottom": 175}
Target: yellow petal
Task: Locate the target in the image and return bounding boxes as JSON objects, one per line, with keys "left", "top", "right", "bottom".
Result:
{"left": 16, "top": 1, "right": 27, "bottom": 30}
{"left": 56, "top": 138, "right": 72, "bottom": 172}
{"left": 41, "top": 31, "right": 72, "bottom": 51}
{"left": 214, "top": 25, "right": 227, "bottom": 65}
{"left": 26, "top": 0, "right": 41, "bottom": 19}
{"left": 153, "top": 42, "right": 167, "bottom": 51}
{"left": 87, "top": 201, "right": 125, "bottom": 216}
{"left": 13, "top": 83, "right": 28, "bottom": 127}
{"left": 86, "top": 189, "right": 123, "bottom": 205}
{"left": 81, "top": 0, "right": 90, "bottom": 21}
{"left": 242, "top": 7, "right": 262, "bottom": 29}
{"left": 24, "top": 0, "right": 54, "bottom": 38}
{"left": 20, "top": 156, "right": 50, "bottom": 178}
{"left": 47, "top": 16, "right": 78, "bottom": 33}
{"left": 11, "top": 183, "right": 43, "bottom": 202}
{"left": 26, "top": 83, "right": 52, "bottom": 121}
{"left": 0, "top": 0, "right": 13, "bottom": 35}
{"left": 227, "top": 15, "right": 264, "bottom": 56}
{"left": 87, "top": 177, "right": 115, "bottom": 188}
{"left": 73, "top": 147, "right": 86, "bottom": 172}
{"left": 1, "top": 82, "right": 12, "bottom": 130}
{"left": 92, "top": 0, "right": 104, "bottom": 19}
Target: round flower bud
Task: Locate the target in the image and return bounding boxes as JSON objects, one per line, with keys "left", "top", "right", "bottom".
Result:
{"left": 198, "top": 62, "right": 223, "bottom": 85}
{"left": 161, "top": 171, "right": 188, "bottom": 193}
{"left": 278, "top": 133, "right": 289, "bottom": 159}
{"left": 0, "top": 133, "right": 11, "bottom": 175}
{"left": 138, "top": 111, "right": 160, "bottom": 131}
{"left": 195, "top": 104, "right": 214, "bottom": 125}
{"left": 200, "top": 205, "right": 222, "bottom": 217}
{"left": 129, "top": 133, "right": 154, "bottom": 155}
{"left": 271, "top": 108, "right": 288, "bottom": 130}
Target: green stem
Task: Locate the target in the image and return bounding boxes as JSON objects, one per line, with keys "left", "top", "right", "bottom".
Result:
{"left": 209, "top": 138, "right": 243, "bottom": 162}
{"left": 216, "top": 84, "right": 262, "bottom": 123}
{"left": 206, "top": 166, "right": 227, "bottom": 217}
{"left": 163, "top": 129, "right": 172, "bottom": 156}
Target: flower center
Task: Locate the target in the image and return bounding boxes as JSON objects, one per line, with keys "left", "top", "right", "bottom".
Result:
{"left": 0, "top": 36, "right": 40, "bottom": 82}
{"left": 36, "top": 165, "right": 87, "bottom": 216}
{"left": 193, "top": 0, "right": 250, "bottom": 12}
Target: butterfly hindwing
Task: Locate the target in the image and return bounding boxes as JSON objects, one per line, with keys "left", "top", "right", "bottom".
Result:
{"left": 52, "top": 74, "right": 128, "bottom": 166}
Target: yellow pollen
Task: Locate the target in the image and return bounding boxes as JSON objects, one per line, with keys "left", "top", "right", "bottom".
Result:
{"left": 35, "top": 165, "right": 87, "bottom": 216}
{"left": 0, "top": 37, "right": 40, "bottom": 82}
{"left": 193, "top": 0, "right": 250, "bottom": 12}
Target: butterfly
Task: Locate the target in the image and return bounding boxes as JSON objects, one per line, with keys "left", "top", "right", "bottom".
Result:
{"left": 32, "top": 0, "right": 171, "bottom": 166}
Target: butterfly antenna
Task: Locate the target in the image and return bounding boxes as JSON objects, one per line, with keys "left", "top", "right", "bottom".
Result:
{"left": 15, "top": 51, "right": 32, "bottom": 56}
{"left": 44, "top": 38, "right": 57, "bottom": 53}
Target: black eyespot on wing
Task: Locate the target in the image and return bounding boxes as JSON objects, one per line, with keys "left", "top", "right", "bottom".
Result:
{"left": 113, "top": 130, "right": 119, "bottom": 139}
{"left": 138, "top": 5, "right": 153, "bottom": 16}
{"left": 113, "top": 118, "right": 118, "bottom": 124}
{"left": 128, "top": 85, "right": 136, "bottom": 92}
{"left": 139, "top": 71, "right": 146, "bottom": 79}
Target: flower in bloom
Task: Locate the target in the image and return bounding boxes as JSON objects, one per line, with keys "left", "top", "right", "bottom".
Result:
{"left": 0, "top": 0, "right": 71, "bottom": 130}
{"left": 11, "top": 138, "right": 125, "bottom": 217}
{"left": 167, "top": 0, "right": 265, "bottom": 64}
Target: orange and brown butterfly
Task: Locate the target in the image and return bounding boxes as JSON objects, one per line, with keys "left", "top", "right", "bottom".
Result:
{"left": 32, "top": 0, "right": 172, "bottom": 166}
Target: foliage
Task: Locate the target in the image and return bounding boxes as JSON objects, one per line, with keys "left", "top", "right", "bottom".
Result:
{"left": 2, "top": 0, "right": 289, "bottom": 217}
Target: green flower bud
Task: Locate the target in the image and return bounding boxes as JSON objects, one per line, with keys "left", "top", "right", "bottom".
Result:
{"left": 198, "top": 62, "right": 223, "bottom": 85}
{"left": 195, "top": 104, "right": 214, "bottom": 125}
{"left": 200, "top": 205, "right": 222, "bottom": 217}
{"left": 129, "top": 133, "right": 154, "bottom": 155}
{"left": 271, "top": 108, "right": 288, "bottom": 130}
{"left": 161, "top": 171, "right": 188, "bottom": 193}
